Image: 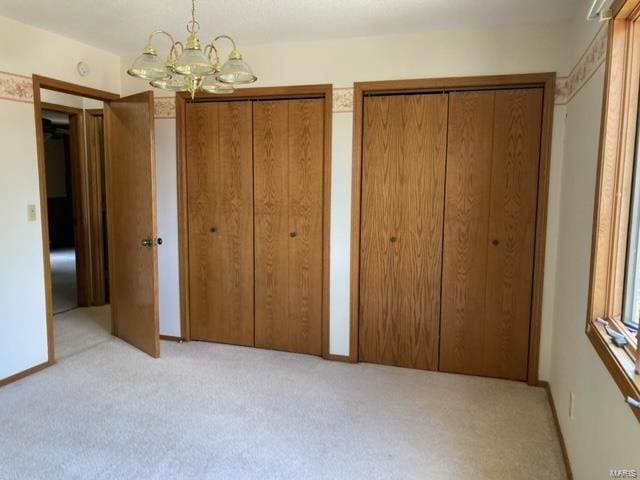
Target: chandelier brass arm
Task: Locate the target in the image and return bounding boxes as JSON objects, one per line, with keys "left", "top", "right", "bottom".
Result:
{"left": 127, "top": 0, "right": 257, "bottom": 98}
{"left": 204, "top": 43, "right": 221, "bottom": 68}
{"left": 213, "top": 35, "right": 240, "bottom": 59}
{"left": 145, "top": 30, "right": 177, "bottom": 52}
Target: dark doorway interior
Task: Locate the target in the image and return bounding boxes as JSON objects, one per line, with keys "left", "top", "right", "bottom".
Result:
{"left": 43, "top": 110, "right": 78, "bottom": 314}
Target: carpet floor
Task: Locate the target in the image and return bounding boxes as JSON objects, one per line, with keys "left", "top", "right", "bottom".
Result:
{"left": 0, "top": 308, "right": 567, "bottom": 480}
{"left": 54, "top": 306, "right": 111, "bottom": 360}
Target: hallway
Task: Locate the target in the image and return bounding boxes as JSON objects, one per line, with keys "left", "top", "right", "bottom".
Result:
{"left": 50, "top": 248, "right": 77, "bottom": 314}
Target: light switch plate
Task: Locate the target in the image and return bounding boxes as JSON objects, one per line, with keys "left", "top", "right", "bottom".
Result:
{"left": 27, "top": 204, "right": 37, "bottom": 222}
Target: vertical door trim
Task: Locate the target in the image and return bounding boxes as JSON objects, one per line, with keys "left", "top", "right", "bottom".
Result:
{"left": 350, "top": 73, "right": 556, "bottom": 384}
{"left": 32, "top": 75, "right": 119, "bottom": 365}
{"left": 176, "top": 85, "right": 333, "bottom": 358}
{"left": 85, "top": 108, "right": 108, "bottom": 306}
{"left": 176, "top": 93, "right": 189, "bottom": 341}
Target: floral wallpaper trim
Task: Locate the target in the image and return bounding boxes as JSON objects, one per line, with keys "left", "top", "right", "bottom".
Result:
{"left": 333, "top": 88, "right": 354, "bottom": 112}
{"left": 555, "top": 23, "right": 609, "bottom": 106}
{"left": 154, "top": 97, "right": 176, "bottom": 119}
{"left": 153, "top": 90, "right": 356, "bottom": 119}
{"left": 0, "top": 71, "right": 34, "bottom": 103}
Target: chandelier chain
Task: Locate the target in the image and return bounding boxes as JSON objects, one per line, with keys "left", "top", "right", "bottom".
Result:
{"left": 187, "top": 0, "right": 199, "bottom": 33}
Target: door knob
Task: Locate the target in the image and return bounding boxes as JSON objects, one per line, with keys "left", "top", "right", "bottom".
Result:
{"left": 290, "top": 231, "right": 297, "bottom": 238}
{"left": 210, "top": 227, "right": 217, "bottom": 233}
{"left": 492, "top": 239, "right": 500, "bottom": 246}
{"left": 142, "top": 238, "right": 162, "bottom": 247}
{"left": 390, "top": 236, "right": 397, "bottom": 243}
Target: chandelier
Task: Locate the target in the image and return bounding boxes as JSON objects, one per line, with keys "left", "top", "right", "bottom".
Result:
{"left": 126, "top": 0, "right": 257, "bottom": 98}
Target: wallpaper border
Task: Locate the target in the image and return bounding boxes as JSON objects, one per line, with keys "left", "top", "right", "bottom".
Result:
{"left": 0, "top": 24, "right": 610, "bottom": 114}
{"left": 0, "top": 70, "right": 34, "bottom": 104}
{"left": 155, "top": 87, "right": 355, "bottom": 119}
{"left": 555, "top": 23, "right": 608, "bottom": 106}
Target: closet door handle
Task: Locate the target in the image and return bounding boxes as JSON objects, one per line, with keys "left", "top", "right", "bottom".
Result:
{"left": 390, "top": 236, "right": 397, "bottom": 243}
{"left": 492, "top": 239, "right": 500, "bottom": 246}
{"left": 210, "top": 227, "right": 217, "bottom": 233}
{"left": 290, "top": 231, "right": 297, "bottom": 238}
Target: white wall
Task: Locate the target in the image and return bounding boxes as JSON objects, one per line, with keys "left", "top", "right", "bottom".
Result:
{"left": 0, "top": 16, "right": 120, "bottom": 92}
{"left": 122, "top": 23, "right": 568, "bottom": 94}
{"left": 0, "top": 16, "right": 120, "bottom": 380}
{"left": 0, "top": 100, "right": 49, "bottom": 379}
{"left": 552, "top": 61, "right": 640, "bottom": 480}
{"left": 329, "top": 113, "right": 354, "bottom": 355}
{"left": 155, "top": 119, "right": 181, "bottom": 338}
{"left": 122, "top": 23, "right": 569, "bottom": 359}
{"left": 548, "top": 2, "right": 640, "bottom": 477}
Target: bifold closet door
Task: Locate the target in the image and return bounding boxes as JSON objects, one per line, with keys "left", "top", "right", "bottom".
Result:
{"left": 186, "top": 101, "right": 254, "bottom": 346}
{"left": 440, "top": 89, "right": 543, "bottom": 380}
{"left": 253, "top": 99, "right": 324, "bottom": 355}
{"left": 359, "top": 94, "right": 448, "bottom": 370}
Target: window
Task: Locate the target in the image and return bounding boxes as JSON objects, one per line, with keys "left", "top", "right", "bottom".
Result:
{"left": 623, "top": 144, "right": 640, "bottom": 337}
{"left": 588, "top": 0, "right": 640, "bottom": 421}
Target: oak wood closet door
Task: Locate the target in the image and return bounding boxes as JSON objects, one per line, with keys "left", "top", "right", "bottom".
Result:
{"left": 440, "top": 88, "right": 543, "bottom": 380}
{"left": 359, "top": 94, "right": 448, "bottom": 370}
{"left": 253, "top": 99, "right": 324, "bottom": 355}
{"left": 186, "top": 101, "right": 254, "bottom": 346}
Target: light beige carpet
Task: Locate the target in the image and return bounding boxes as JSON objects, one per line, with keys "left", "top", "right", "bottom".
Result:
{"left": 0, "top": 308, "right": 567, "bottom": 480}
{"left": 54, "top": 306, "right": 111, "bottom": 360}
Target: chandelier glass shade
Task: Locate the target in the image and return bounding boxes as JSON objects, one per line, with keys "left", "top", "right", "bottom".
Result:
{"left": 127, "top": 0, "right": 257, "bottom": 97}
{"left": 149, "top": 74, "right": 187, "bottom": 92}
{"left": 201, "top": 75, "right": 236, "bottom": 94}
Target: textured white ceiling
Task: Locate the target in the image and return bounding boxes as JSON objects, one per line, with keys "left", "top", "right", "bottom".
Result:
{"left": 0, "top": 0, "right": 582, "bottom": 55}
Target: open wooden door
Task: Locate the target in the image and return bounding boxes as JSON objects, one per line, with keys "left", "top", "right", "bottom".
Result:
{"left": 104, "top": 91, "right": 160, "bottom": 357}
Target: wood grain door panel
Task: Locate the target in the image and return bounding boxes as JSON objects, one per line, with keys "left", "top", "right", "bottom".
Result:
{"left": 440, "top": 91, "right": 496, "bottom": 376}
{"left": 68, "top": 114, "right": 90, "bottom": 307}
{"left": 484, "top": 88, "right": 543, "bottom": 380}
{"left": 359, "top": 94, "right": 448, "bottom": 370}
{"left": 86, "top": 111, "right": 108, "bottom": 306}
{"left": 254, "top": 100, "right": 290, "bottom": 351}
{"left": 104, "top": 91, "right": 159, "bottom": 358}
{"left": 186, "top": 101, "right": 254, "bottom": 346}
{"left": 254, "top": 99, "right": 324, "bottom": 355}
{"left": 288, "top": 99, "right": 324, "bottom": 355}
{"left": 440, "top": 88, "right": 543, "bottom": 380}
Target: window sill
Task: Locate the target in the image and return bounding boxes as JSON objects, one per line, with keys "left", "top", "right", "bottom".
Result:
{"left": 586, "top": 320, "right": 640, "bottom": 422}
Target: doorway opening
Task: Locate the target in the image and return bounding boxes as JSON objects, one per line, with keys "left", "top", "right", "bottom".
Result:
{"left": 39, "top": 95, "right": 111, "bottom": 359}
{"left": 42, "top": 107, "right": 78, "bottom": 314}
{"left": 33, "top": 75, "right": 162, "bottom": 363}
